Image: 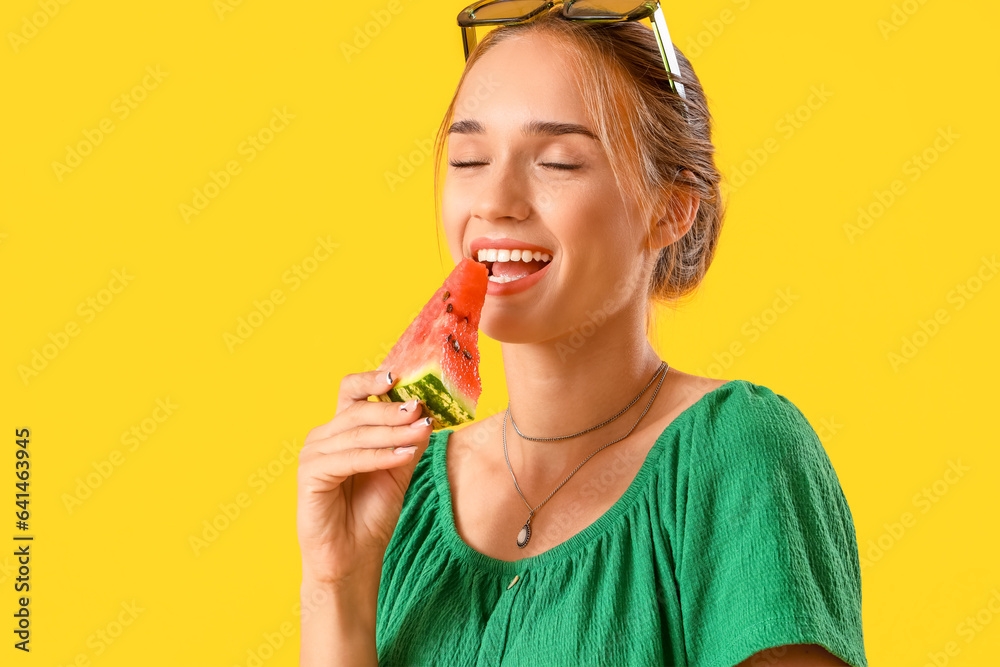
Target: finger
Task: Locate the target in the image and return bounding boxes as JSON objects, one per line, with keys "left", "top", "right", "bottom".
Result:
{"left": 303, "top": 419, "right": 433, "bottom": 458}
{"left": 297, "top": 442, "right": 424, "bottom": 492}
{"left": 336, "top": 369, "right": 398, "bottom": 416}
{"left": 334, "top": 396, "right": 428, "bottom": 435}
{"left": 304, "top": 370, "right": 399, "bottom": 445}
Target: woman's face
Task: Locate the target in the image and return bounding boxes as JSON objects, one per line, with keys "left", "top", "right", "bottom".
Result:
{"left": 443, "top": 31, "right": 656, "bottom": 344}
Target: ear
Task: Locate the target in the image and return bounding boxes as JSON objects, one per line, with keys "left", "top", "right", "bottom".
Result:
{"left": 646, "top": 170, "right": 700, "bottom": 251}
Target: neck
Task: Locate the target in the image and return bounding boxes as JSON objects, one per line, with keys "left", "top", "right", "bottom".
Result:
{"left": 499, "top": 305, "right": 665, "bottom": 479}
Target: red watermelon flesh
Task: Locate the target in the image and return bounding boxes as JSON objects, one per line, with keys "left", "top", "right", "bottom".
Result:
{"left": 376, "top": 258, "right": 488, "bottom": 428}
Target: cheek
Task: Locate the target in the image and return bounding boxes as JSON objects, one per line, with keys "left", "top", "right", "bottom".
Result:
{"left": 442, "top": 178, "right": 468, "bottom": 223}
{"left": 549, "top": 188, "right": 631, "bottom": 259}
{"left": 441, "top": 184, "right": 467, "bottom": 259}
{"left": 442, "top": 183, "right": 459, "bottom": 219}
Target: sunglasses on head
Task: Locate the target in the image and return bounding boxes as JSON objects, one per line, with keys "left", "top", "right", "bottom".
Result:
{"left": 457, "top": 0, "right": 688, "bottom": 103}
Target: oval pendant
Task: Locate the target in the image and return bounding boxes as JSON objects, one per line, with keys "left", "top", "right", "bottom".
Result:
{"left": 516, "top": 520, "right": 531, "bottom": 548}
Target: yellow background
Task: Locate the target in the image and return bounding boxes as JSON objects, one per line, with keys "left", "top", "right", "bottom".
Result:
{"left": 1, "top": 0, "right": 997, "bottom": 665}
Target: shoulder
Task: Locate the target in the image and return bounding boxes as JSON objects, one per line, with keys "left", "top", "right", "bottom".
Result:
{"left": 442, "top": 410, "right": 504, "bottom": 466}
{"left": 690, "top": 379, "right": 824, "bottom": 470}
{"left": 677, "top": 379, "right": 857, "bottom": 544}
{"left": 706, "top": 379, "right": 812, "bottom": 428}
{"left": 674, "top": 382, "right": 866, "bottom": 667}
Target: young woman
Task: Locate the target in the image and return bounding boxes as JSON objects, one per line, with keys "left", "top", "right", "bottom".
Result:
{"left": 298, "top": 5, "right": 868, "bottom": 666}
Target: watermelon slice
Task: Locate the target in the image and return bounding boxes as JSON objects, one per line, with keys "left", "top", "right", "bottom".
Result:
{"left": 375, "top": 258, "right": 489, "bottom": 429}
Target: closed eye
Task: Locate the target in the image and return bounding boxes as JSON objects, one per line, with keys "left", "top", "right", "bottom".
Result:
{"left": 448, "top": 160, "right": 582, "bottom": 170}
{"left": 541, "top": 162, "right": 582, "bottom": 170}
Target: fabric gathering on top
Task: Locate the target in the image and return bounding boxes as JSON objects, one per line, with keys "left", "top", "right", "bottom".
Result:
{"left": 375, "top": 379, "right": 869, "bottom": 667}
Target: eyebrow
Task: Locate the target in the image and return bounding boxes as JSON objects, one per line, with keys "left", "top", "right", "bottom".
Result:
{"left": 447, "top": 118, "right": 600, "bottom": 142}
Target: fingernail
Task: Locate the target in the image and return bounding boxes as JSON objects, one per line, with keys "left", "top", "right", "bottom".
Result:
{"left": 398, "top": 399, "right": 418, "bottom": 412}
{"left": 385, "top": 371, "right": 393, "bottom": 385}
{"left": 409, "top": 416, "right": 432, "bottom": 428}
{"left": 393, "top": 446, "right": 417, "bottom": 456}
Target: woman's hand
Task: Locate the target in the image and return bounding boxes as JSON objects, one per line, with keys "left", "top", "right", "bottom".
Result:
{"left": 297, "top": 370, "right": 432, "bottom": 586}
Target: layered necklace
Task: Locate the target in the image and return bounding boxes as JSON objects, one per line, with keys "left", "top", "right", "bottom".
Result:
{"left": 503, "top": 360, "right": 668, "bottom": 549}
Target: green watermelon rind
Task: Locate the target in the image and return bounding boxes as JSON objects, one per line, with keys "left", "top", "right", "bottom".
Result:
{"left": 377, "top": 370, "right": 474, "bottom": 429}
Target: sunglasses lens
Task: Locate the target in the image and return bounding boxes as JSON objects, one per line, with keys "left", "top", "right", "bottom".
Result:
{"left": 472, "top": 0, "right": 551, "bottom": 20}
{"left": 564, "top": 1, "right": 649, "bottom": 18}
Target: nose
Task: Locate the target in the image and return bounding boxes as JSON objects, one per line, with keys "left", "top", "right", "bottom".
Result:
{"left": 469, "top": 160, "right": 531, "bottom": 224}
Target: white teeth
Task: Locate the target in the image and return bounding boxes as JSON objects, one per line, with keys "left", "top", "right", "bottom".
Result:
{"left": 483, "top": 249, "right": 554, "bottom": 285}
{"left": 474, "top": 248, "right": 553, "bottom": 263}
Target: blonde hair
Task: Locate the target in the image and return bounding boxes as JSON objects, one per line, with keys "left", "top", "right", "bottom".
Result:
{"left": 433, "top": 9, "right": 725, "bottom": 340}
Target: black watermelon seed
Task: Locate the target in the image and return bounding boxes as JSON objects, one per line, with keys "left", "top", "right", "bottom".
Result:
{"left": 452, "top": 337, "right": 461, "bottom": 352}
{"left": 446, "top": 303, "right": 453, "bottom": 313}
{"left": 464, "top": 316, "right": 469, "bottom": 324}
{"left": 463, "top": 349, "right": 472, "bottom": 359}
{"left": 442, "top": 290, "right": 450, "bottom": 301}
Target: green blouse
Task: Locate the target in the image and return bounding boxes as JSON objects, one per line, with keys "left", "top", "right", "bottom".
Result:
{"left": 376, "top": 380, "right": 868, "bottom": 667}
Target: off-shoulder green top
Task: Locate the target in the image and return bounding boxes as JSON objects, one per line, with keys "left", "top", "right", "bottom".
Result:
{"left": 375, "top": 380, "right": 868, "bottom": 666}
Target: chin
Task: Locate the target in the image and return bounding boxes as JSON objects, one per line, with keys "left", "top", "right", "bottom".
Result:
{"left": 478, "top": 312, "right": 545, "bottom": 346}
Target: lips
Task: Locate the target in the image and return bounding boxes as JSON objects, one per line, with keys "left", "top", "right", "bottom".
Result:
{"left": 466, "top": 236, "right": 556, "bottom": 295}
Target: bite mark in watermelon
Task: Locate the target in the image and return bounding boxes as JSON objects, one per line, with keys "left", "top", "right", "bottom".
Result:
{"left": 376, "top": 258, "right": 489, "bottom": 429}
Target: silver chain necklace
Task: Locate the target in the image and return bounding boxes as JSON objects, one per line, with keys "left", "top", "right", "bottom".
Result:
{"left": 504, "top": 360, "right": 668, "bottom": 549}
{"left": 509, "top": 360, "right": 668, "bottom": 441}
